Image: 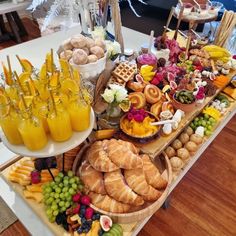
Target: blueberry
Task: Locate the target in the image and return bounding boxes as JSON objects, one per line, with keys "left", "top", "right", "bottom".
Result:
{"left": 80, "top": 205, "right": 86, "bottom": 210}
{"left": 77, "top": 227, "right": 83, "bottom": 234}
{"left": 80, "top": 208, "right": 86, "bottom": 215}
{"left": 92, "top": 215, "right": 96, "bottom": 221}
{"left": 95, "top": 213, "right": 100, "bottom": 220}
{"left": 81, "top": 217, "right": 86, "bottom": 224}
{"left": 84, "top": 228, "right": 90, "bottom": 233}
{"left": 98, "top": 228, "right": 104, "bottom": 236}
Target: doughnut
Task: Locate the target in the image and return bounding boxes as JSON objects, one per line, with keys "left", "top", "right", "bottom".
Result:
{"left": 90, "top": 46, "right": 104, "bottom": 59}
{"left": 95, "top": 38, "right": 106, "bottom": 50}
{"left": 150, "top": 102, "right": 163, "bottom": 117}
{"left": 72, "top": 49, "right": 88, "bottom": 65}
{"left": 86, "top": 37, "right": 95, "bottom": 48}
{"left": 88, "top": 54, "right": 98, "bottom": 63}
{"left": 70, "top": 34, "right": 87, "bottom": 48}
{"left": 144, "top": 84, "right": 162, "bottom": 104}
{"left": 59, "top": 50, "right": 73, "bottom": 61}
{"left": 128, "top": 92, "right": 146, "bottom": 109}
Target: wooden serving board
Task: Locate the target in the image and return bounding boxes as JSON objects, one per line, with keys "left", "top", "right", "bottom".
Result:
{"left": 0, "top": 158, "right": 140, "bottom": 236}
{"left": 138, "top": 71, "right": 236, "bottom": 158}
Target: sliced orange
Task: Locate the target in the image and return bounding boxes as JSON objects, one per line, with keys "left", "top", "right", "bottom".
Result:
{"left": 59, "top": 59, "right": 70, "bottom": 79}
{"left": 20, "top": 59, "right": 33, "bottom": 73}
{"left": 18, "top": 95, "right": 33, "bottom": 110}
{"left": 39, "top": 63, "right": 47, "bottom": 81}
{"left": 1, "top": 62, "right": 13, "bottom": 86}
{"left": 0, "top": 94, "right": 8, "bottom": 105}
{"left": 49, "top": 71, "right": 60, "bottom": 88}
{"left": 61, "top": 79, "right": 79, "bottom": 94}
{"left": 45, "top": 53, "right": 55, "bottom": 73}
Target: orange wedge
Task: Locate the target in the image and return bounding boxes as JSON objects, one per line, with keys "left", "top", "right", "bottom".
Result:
{"left": 39, "top": 63, "right": 47, "bottom": 81}
{"left": 59, "top": 59, "right": 70, "bottom": 79}
{"left": 45, "top": 53, "right": 55, "bottom": 73}
{"left": 0, "top": 94, "right": 8, "bottom": 105}
{"left": 18, "top": 95, "right": 33, "bottom": 110}
{"left": 1, "top": 62, "right": 13, "bottom": 86}
{"left": 49, "top": 71, "right": 60, "bottom": 88}
{"left": 61, "top": 79, "right": 79, "bottom": 94}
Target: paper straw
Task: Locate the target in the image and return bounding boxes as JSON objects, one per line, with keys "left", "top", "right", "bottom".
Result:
{"left": 20, "top": 93, "right": 27, "bottom": 110}
{"left": 16, "top": 55, "right": 25, "bottom": 71}
{"left": 14, "top": 71, "right": 25, "bottom": 94}
{"left": 50, "top": 49, "right": 54, "bottom": 74}
{"left": 6, "top": 56, "right": 12, "bottom": 79}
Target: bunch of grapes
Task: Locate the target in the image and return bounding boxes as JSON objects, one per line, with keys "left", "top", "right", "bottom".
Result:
{"left": 190, "top": 114, "right": 216, "bottom": 136}
{"left": 42, "top": 171, "right": 83, "bottom": 222}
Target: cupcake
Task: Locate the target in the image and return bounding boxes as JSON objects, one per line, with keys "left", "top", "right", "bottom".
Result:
{"left": 137, "top": 53, "right": 157, "bottom": 70}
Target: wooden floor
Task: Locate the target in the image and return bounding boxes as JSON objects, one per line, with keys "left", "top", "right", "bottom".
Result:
{"left": 1, "top": 18, "right": 236, "bottom": 236}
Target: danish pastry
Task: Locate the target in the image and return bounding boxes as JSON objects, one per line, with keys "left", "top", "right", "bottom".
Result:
{"left": 124, "top": 168, "right": 162, "bottom": 201}
{"left": 144, "top": 84, "right": 162, "bottom": 104}
{"left": 128, "top": 92, "right": 146, "bottom": 109}
{"left": 104, "top": 169, "right": 144, "bottom": 206}
{"left": 141, "top": 154, "right": 168, "bottom": 190}
{"left": 87, "top": 141, "right": 119, "bottom": 172}
{"left": 89, "top": 192, "right": 131, "bottom": 213}
{"left": 79, "top": 161, "right": 106, "bottom": 194}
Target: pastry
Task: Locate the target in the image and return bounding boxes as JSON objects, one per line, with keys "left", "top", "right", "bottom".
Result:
{"left": 179, "top": 133, "right": 190, "bottom": 145}
{"left": 89, "top": 192, "right": 131, "bottom": 213}
{"left": 177, "top": 148, "right": 190, "bottom": 160}
{"left": 79, "top": 161, "right": 106, "bottom": 195}
{"left": 165, "top": 146, "right": 176, "bottom": 158}
{"left": 150, "top": 102, "right": 162, "bottom": 117}
{"left": 185, "top": 141, "right": 198, "bottom": 153}
{"left": 171, "top": 139, "right": 182, "bottom": 150}
{"left": 87, "top": 55, "right": 98, "bottom": 63}
{"left": 62, "top": 38, "right": 73, "bottom": 50}
{"left": 190, "top": 134, "right": 203, "bottom": 145}
{"left": 170, "top": 156, "right": 183, "bottom": 171}
{"left": 86, "top": 37, "right": 95, "bottom": 48}
{"left": 141, "top": 154, "right": 168, "bottom": 190}
{"left": 127, "top": 74, "right": 147, "bottom": 92}
{"left": 81, "top": 47, "right": 90, "bottom": 55}
{"left": 124, "top": 168, "right": 161, "bottom": 201}
{"left": 112, "top": 63, "right": 137, "bottom": 82}
{"left": 104, "top": 169, "right": 144, "bottom": 206}
{"left": 162, "top": 101, "right": 175, "bottom": 114}
{"left": 128, "top": 92, "right": 146, "bottom": 109}
{"left": 189, "top": 49, "right": 210, "bottom": 59}
{"left": 59, "top": 50, "right": 73, "bottom": 61}
{"left": 87, "top": 141, "right": 119, "bottom": 172}
{"left": 106, "top": 139, "right": 143, "bottom": 169}
{"left": 72, "top": 49, "right": 88, "bottom": 65}
{"left": 144, "top": 84, "right": 162, "bottom": 104}
{"left": 95, "top": 39, "right": 106, "bottom": 50}
{"left": 90, "top": 46, "right": 105, "bottom": 59}
{"left": 70, "top": 34, "right": 87, "bottom": 48}
{"left": 137, "top": 53, "right": 157, "bottom": 69}
{"left": 117, "top": 140, "right": 139, "bottom": 154}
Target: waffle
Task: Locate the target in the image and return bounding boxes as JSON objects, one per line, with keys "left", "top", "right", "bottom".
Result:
{"left": 107, "top": 76, "right": 126, "bottom": 87}
{"left": 112, "top": 62, "right": 137, "bottom": 82}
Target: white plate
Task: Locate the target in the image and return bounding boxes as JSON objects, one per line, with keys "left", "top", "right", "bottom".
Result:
{"left": 0, "top": 110, "right": 95, "bottom": 158}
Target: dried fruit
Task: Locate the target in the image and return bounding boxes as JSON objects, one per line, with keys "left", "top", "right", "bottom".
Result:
{"left": 100, "top": 215, "right": 112, "bottom": 232}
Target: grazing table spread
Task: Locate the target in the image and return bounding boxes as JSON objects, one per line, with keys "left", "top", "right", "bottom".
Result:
{"left": 0, "top": 22, "right": 235, "bottom": 236}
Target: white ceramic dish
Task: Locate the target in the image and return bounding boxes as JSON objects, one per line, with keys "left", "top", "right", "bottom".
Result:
{"left": 0, "top": 109, "right": 95, "bottom": 158}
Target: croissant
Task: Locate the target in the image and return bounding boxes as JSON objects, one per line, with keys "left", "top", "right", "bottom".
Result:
{"left": 106, "top": 139, "right": 143, "bottom": 169}
{"left": 141, "top": 154, "right": 168, "bottom": 190}
{"left": 117, "top": 140, "right": 139, "bottom": 154}
{"left": 89, "top": 192, "right": 131, "bottom": 213}
{"left": 79, "top": 161, "right": 106, "bottom": 194}
{"left": 124, "top": 168, "right": 162, "bottom": 201}
{"left": 104, "top": 170, "right": 144, "bottom": 206}
{"left": 87, "top": 141, "right": 119, "bottom": 172}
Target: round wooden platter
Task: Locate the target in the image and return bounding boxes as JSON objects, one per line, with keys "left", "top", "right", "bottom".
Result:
{"left": 72, "top": 141, "right": 173, "bottom": 224}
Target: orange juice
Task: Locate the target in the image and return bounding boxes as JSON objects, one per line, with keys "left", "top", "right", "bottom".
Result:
{"left": 47, "top": 109, "right": 72, "bottom": 142}
{"left": 67, "top": 100, "right": 91, "bottom": 132}
{"left": 0, "top": 109, "right": 23, "bottom": 145}
{"left": 18, "top": 111, "right": 47, "bottom": 150}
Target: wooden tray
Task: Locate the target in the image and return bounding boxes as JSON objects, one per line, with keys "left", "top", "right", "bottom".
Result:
{"left": 0, "top": 157, "right": 147, "bottom": 235}
{"left": 72, "top": 143, "right": 172, "bottom": 224}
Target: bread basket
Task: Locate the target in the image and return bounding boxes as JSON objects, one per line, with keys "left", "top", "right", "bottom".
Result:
{"left": 72, "top": 141, "right": 172, "bottom": 224}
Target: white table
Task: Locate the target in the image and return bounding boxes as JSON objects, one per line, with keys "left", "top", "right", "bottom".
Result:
{"left": 0, "top": 0, "right": 31, "bottom": 15}
{"left": 0, "top": 25, "right": 235, "bottom": 236}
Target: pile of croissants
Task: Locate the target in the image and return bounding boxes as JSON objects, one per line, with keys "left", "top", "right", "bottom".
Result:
{"left": 76, "top": 139, "right": 168, "bottom": 213}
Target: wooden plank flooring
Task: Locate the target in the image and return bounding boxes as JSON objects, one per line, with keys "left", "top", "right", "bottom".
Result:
{"left": 1, "top": 18, "right": 236, "bottom": 236}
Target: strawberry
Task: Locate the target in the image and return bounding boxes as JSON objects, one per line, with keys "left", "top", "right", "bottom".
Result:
{"left": 80, "top": 195, "right": 91, "bottom": 206}
{"left": 85, "top": 207, "right": 94, "bottom": 220}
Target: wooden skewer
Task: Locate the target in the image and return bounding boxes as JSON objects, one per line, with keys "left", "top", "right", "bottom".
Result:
{"left": 49, "top": 89, "right": 57, "bottom": 116}
{"left": 174, "top": 5, "right": 184, "bottom": 40}
{"left": 191, "top": 29, "right": 201, "bottom": 38}
{"left": 26, "top": 81, "right": 32, "bottom": 95}
{"left": 14, "top": 71, "right": 25, "bottom": 94}
{"left": 193, "top": 0, "right": 200, "bottom": 8}
{"left": 16, "top": 55, "right": 25, "bottom": 71}
{"left": 50, "top": 49, "right": 54, "bottom": 74}
{"left": 20, "top": 93, "right": 27, "bottom": 110}
{"left": 185, "top": 35, "right": 192, "bottom": 59}
{"left": 163, "top": 7, "right": 175, "bottom": 36}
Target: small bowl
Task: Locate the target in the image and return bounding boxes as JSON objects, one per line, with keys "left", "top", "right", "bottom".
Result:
{"left": 172, "top": 93, "right": 196, "bottom": 113}
{"left": 208, "top": 1, "right": 223, "bottom": 15}
{"left": 120, "top": 112, "right": 161, "bottom": 141}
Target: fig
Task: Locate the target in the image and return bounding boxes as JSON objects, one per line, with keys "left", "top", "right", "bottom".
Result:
{"left": 100, "top": 215, "right": 112, "bottom": 232}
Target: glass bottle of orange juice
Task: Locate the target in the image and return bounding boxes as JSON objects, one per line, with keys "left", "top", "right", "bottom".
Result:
{"left": 67, "top": 93, "right": 91, "bottom": 132}
{"left": 47, "top": 100, "right": 72, "bottom": 142}
{"left": 18, "top": 108, "right": 48, "bottom": 150}
{"left": 0, "top": 101, "right": 23, "bottom": 145}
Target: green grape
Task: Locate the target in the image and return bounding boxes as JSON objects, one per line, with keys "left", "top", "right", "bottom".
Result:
{"left": 65, "top": 201, "right": 71, "bottom": 208}
{"left": 54, "top": 176, "right": 61, "bottom": 183}
{"left": 205, "top": 130, "right": 212, "bottom": 136}
{"left": 65, "top": 192, "right": 70, "bottom": 198}
{"left": 61, "top": 206, "right": 66, "bottom": 212}
{"left": 72, "top": 183, "right": 77, "bottom": 190}
{"left": 204, "top": 114, "right": 209, "bottom": 119}
{"left": 49, "top": 216, "right": 55, "bottom": 223}
{"left": 51, "top": 204, "right": 58, "bottom": 210}
{"left": 63, "top": 179, "right": 69, "bottom": 186}
{"left": 45, "top": 187, "right": 52, "bottom": 193}
{"left": 45, "top": 198, "right": 52, "bottom": 205}
{"left": 195, "top": 117, "right": 199, "bottom": 121}
{"left": 62, "top": 187, "right": 68, "bottom": 193}
{"left": 69, "top": 188, "right": 75, "bottom": 195}
{"left": 59, "top": 192, "right": 65, "bottom": 199}
{"left": 59, "top": 201, "right": 65, "bottom": 207}
{"left": 44, "top": 193, "right": 50, "bottom": 199}
{"left": 47, "top": 197, "right": 54, "bottom": 204}
{"left": 67, "top": 170, "right": 74, "bottom": 177}
{"left": 56, "top": 199, "right": 60, "bottom": 203}
{"left": 50, "top": 192, "right": 55, "bottom": 197}
{"left": 209, "top": 117, "right": 215, "bottom": 123}
{"left": 63, "top": 176, "right": 69, "bottom": 181}
{"left": 207, "top": 120, "right": 211, "bottom": 125}
{"left": 59, "top": 183, "right": 63, "bottom": 188}
{"left": 201, "top": 120, "right": 206, "bottom": 127}
{"left": 66, "top": 194, "right": 72, "bottom": 201}
{"left": 55, "top": 187, "right": 61, "bottom": 193}
{"left": 207, "top": 125, "right": 212, "bottom": 131}
{"left": 58, "top": 172, "right": 64, "bottom": 178}
{"left": 69, "top": 178, "right": 76, "bottom": 184}
{"left": 78, "top": 185, "right": 83, "bottom": 191}
{"left": 74, "top": 176, "right": 80, "bottom": 183}
{"left": 50, "top": 182, "right": 56, "bottom": 188}
{"left": 54, "top": 193, "right": 60, "bottom": 199}
{"left": 53, "top": 210, "right": 59, "bottom": 216}
{"left": 46, "top": 208, "right": 53, "bottom": 217}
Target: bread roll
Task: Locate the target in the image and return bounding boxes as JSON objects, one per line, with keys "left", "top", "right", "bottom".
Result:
{"left": 90, "top": 46, "right": 105, "bottom": 59}
{"left": 72, "top": 49, "right": 88, "bottom": 65}
{"left": 71, "top": 34, "right": 87, "bottom": 48}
